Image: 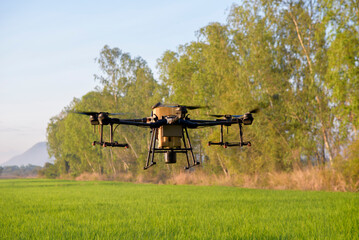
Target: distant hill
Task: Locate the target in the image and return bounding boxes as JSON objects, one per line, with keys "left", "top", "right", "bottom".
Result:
{"left": 1, "top": 142, "right": 54, "bottom": 167}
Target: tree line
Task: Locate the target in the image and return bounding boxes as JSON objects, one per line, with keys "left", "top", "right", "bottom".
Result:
{"left": 0, "top": 165, "right": 42, "bottom": 178}
{"left": 45, "top": 0, "right": 358, "bottom": 186}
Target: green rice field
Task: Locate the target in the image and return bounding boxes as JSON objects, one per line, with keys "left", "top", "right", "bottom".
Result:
{"left": 0, "top": 179, "right": 358, "bottom": 239}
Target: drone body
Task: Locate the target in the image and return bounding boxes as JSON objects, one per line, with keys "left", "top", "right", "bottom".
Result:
{"left": 153, "top": 105, "right": 182, "bottom": 150}
{"left": 73, "top": 102, "right": 258, "bottom": 170}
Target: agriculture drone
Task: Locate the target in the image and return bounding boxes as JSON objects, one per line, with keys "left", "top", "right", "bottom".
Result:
{"left": 73, "top": 102, "right": 258, "bottom": 170}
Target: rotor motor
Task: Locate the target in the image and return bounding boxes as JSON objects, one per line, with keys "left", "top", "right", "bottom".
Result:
{"left": 242, "top": 113, "right": 254, "bottom": 125}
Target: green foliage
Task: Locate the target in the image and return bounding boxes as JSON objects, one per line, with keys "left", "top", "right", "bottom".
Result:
{"left": 47, "top": 46, "right": 163, "bottom": 177}
{"left": 47, "top": 2, "right": 359, "bottom": 182}
{"left": 38, "top": 163, "right": 59, "bottom": 179}
{"left": 334, "top": 140, "right": 359, "bottom": 185}
{"left": 1, "top": 179, "right": 358, "bottom": 239}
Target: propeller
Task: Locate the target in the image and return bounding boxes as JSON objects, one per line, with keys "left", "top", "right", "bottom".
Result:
{"left": 248, "top": 108, "right": 260, "bottom": 114}
{"left": 107, "top": 113, "right": 126, "bottom": 116}
{"left": 72, "top": 111, "right": 99, "bottom": 116}
{"left": 70, "top": 111, "right": 126, "bottom": 116}
{"left": 209, "top": 108, "right": 260, "bottom": 118}
{"left": 209, "top": 114, "right": 233, "bottom": 118}
{"left": 183, "top": 105, "right": 208, "bottom": 110}
{"left": 69, "top": 111, "right": 127, "bottom": 126}
{"left": 152, "top": 102, "right": 208, "bottom": 110}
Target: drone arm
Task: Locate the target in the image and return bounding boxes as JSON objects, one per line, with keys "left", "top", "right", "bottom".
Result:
{"left": 179, "top": 119, "right": 233, "bottom": 128}
{"left": 183, "top": 119, "right": 241, "bottom": 128}
{"left": 118, "top": 118, "right": 149, "bottom": 122}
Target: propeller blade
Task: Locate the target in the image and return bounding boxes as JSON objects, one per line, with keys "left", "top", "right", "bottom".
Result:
{"left": 209, "top": 108, "right": 259, "bottom": 118}
{"left": 152, "top": 102, "right": 208, "bottom": 110}
{"left": 152, "top": 102, "right": 162, "bottom": 109}
{"left": 70, "top": 111, "right": 126, "bottom": 116}
{"left": 70, "top": 111, "right": 99, "bottom": 116}
{"left": 152, "top": 102, "right": 180, "bottom": 108}
{"left": 249, "top": 108, "right": 260, "bottom": 114}
{"left": 185, "top": 105, "right": 208, "bottom": 110}
{"left": 209, "top": 114, "right": 225, "bottom": 118}
{"left": 108, "top": 113, "right": 126, "bottom": 116}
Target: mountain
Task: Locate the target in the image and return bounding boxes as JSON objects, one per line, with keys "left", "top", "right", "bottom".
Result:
{"left": 1, "top": 142, "right": 54, "bottom": 167}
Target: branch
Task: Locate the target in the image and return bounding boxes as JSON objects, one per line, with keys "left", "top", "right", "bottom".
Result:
{"left": 124, "top": 136, "right": 139, "bottom": 159}
{"left": 217, "top": 154, "right": 229, "bottom": 177}
{"left": 289, "top": 11, "right": 313, "bottom": 74}
{"left": 84, "top": 153, "right": 95, "bottom": 173}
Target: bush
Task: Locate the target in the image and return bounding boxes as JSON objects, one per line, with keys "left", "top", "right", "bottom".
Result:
{"left": 38, "top": 163, "right": 59, "bottom": 179}
{"left": 334, "top": 140, "right": 359, "bottom": 190}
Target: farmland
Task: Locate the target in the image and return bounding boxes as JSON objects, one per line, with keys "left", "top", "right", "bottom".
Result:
{"left": 1, "top": 179, "right": 358, "bottom": 239}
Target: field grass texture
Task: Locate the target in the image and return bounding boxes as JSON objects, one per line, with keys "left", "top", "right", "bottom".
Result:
{"left": 1, "top": 179, "right": 358, "bottom": 239}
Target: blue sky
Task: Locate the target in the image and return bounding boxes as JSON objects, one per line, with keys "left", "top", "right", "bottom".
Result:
{"left": 0, "top": 0, "right": 237, "bottom": 164}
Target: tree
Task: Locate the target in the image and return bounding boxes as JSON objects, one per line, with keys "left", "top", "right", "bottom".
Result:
{"left": 46, "top": 2, "right": 359, "bottom": 185}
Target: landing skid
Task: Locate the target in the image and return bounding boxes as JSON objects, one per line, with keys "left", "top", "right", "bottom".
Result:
{"left": 144, "top": 127, "right": 200, "bottom": 170}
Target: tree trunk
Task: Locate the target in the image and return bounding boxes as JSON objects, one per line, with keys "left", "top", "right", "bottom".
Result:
{"left": 217, "top": 154, "right": 229, "bottom": 177}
